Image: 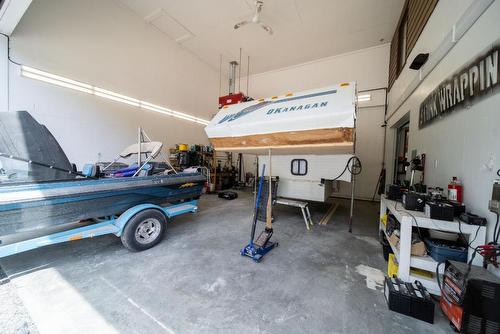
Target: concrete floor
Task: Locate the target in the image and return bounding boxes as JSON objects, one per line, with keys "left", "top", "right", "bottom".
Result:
{"left": 0, "top": 191, "right": 453, "bottom": 334}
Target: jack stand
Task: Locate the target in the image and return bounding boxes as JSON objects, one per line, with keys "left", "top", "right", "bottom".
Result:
{"left": 240, "top": 164, "right": 278, "bottom": 262}
{"left": 240, "top": 239, "right": 278, "bottom": 262}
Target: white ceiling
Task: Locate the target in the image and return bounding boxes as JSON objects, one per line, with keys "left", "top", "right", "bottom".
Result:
{"left": 119, "top": 0, "right": 404, "bottom": 75}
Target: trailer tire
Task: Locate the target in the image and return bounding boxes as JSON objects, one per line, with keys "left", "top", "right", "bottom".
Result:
{"left": 121, "top": 209, "right": 166, "bottom": 251}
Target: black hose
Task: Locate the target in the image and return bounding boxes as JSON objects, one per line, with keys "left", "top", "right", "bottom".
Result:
{"left": 331, "top": 156, "right": 362, "bottom": 181}
{"left": 0, "top": 33, "right": 22, "bottom": 66}
{"left": 494, "top": 213, "right": 500, "bottom": 244}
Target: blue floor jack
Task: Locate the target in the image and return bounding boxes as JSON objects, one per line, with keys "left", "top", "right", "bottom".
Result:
{"left": 240, "top": 164, "right": 278, "bottom": 262}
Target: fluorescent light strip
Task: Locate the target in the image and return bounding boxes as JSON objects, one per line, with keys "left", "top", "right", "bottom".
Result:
{"left": 21, "top": 70, "right": 94, "bottom": 94}
{"left": 94, "top": 91, "right": 141, "bottom": 107}
{"left": 94, "top": 87, "right": 141, "bottom": 105}
{"left": 357, "top": 94, "right": 371, "bottom": 102}
{"left": 21, "top": 66, "right": 92, "bottom": 90}
{"left": 20, "top": 65, "right": 210, "bottom": 126}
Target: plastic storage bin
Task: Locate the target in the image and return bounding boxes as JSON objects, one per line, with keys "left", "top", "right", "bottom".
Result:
{"left": 424, "top": 238, "right": 467, "bottom": 263}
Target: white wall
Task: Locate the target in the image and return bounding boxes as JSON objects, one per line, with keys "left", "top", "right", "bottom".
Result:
{"left": 385, "top": 0, "right": 500, "bottom": 275}
{"left": 242, "top": 44, "right": 390, "bottom": 200}
{"left": 0, "top": 35, "right": 7, "bottom": 111}
{"left": 4, "top": 0, "right": 219, "bottom": 167}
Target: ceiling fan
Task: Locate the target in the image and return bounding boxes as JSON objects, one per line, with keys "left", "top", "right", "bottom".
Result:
{"left": 234, "top": 0, "right": 273, "bottom": 35}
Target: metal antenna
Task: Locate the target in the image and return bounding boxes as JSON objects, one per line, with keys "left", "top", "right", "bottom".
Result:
{"left": 137, "top": 126, "right": 142, "bottom": 167}
{"left": 218, "top": 54, "right": 222, "bottom": 97}
{"left": 238, "top": 48, "right": 242, "bottom": 93}
{"left": 247, "top": 55, "right": 250, "bottom": 97}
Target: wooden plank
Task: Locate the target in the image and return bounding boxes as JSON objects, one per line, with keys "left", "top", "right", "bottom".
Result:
{"left": 388, "top": 31, "right": 399, "bottom": 89}
{"left": 406, "top": 0, "right": 438, "bottom": 55}
{"left": 212, "top": 143, "right": 354, "bottom": 155}
{"left": 319, "top": 202, "right": 339, "bottom": 226}
{"left": 210, "top": 127, "right": 354, "bottom": 150}
{"left": 388, "top": 0, "right": 438, "bottom": 90}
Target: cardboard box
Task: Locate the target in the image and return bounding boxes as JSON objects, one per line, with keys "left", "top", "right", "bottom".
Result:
{"left": 386, "top": 232, "right": 427, "bottom": 256}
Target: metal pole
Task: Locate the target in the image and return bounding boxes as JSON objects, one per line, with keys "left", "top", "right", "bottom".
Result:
{"left": 371, "top": 88, "right": 388, "bottom": 201}
{"left": 137, "top": 126, "right": 141, "bottom": 167}
{"left": 246, "top": 55, "right": 250, "bottom": 97}
{"left": 218, "top": 54, "right": 222, "bottom": 97}
{"left": 349, "top": 85, "right": 359, "bottom": 233}
{"left": 266, "top": 148, "right": 273, "bottom": 230}
{"left": 238, "top": 48, "right": 242, "bottom": 93}
{"left": 349, "top": 158, "right": 356, "bottom": 233}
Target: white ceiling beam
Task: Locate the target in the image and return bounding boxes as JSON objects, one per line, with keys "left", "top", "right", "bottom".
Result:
{"left": 0, "top": 0, "right": 32, "bottom": 35}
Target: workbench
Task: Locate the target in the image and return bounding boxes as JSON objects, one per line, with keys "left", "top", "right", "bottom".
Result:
{"left": 379, "top": 195, "right": 486, "bottom": 295}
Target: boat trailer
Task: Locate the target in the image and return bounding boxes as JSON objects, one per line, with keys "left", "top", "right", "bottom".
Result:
{"left": 0, "top": 200, "right": 199, "bottom": 258}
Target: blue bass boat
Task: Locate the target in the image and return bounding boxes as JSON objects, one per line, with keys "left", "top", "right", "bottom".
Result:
{"left": 0, "top": 111, "right": 205, "bottom": 238}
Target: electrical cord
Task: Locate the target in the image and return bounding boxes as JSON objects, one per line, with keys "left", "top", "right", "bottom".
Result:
{"left": 393, "top": 200, "right": 424, "bottom": 241}
{"left": 458, "top": 218, "right": 481, "bottom": 251}
{"left": 0, "top": 33, "right": 22, "bottom": 66}
{"left": 493, "top": 213, "right": 500, "bottom": 244}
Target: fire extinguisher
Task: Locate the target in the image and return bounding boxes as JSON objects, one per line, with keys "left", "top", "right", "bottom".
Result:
{"left": 448, "top": 176, "right": 463, "bottom": 203}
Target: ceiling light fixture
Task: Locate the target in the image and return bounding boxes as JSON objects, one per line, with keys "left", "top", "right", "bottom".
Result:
{"left": 20, "top": 65, "right": 210, "bottom": 126}
{"left": 357, "top": 94, "right": 371, "bottom": 102}
{"left": 20, "top": 67, "right": 93, "bottom": 94}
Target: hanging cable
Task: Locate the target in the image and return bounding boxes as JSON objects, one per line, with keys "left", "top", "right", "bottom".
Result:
{"left": 330, "top": 156, "right": 362, "bottom": 181}
{"left": 0, "top": 33, "right": 22, "bottom": 66}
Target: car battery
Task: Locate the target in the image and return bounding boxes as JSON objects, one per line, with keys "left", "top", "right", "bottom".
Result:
{"left": 425, "top": 201, "right": 454, "bottom": 221}
{"left": 402, "top": 192, "right": 425, "bottom": 211}
{"left": 387, "top": 184, "right": 403, "bottom": 200}
{"left": 384, "top": 277, "right": 435, "bottom": 324}
{"left": 445, "top": 200, "right": 466, "bottom": 217}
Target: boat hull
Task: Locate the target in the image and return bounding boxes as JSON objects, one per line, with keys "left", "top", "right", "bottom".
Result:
{"left": 0, "top": 173, "right": 205, "bottom": 237}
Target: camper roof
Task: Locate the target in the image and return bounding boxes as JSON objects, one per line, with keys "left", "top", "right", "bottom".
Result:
{"left": 205, "top": 83, "right": 356, "bottom": 155}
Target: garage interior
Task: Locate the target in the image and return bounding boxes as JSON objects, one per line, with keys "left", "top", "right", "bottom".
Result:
{"left": 0, "top": 1, "right": 499, "bottom": 333}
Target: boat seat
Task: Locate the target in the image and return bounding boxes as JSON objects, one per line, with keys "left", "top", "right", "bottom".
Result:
{"left": 82, "top": 164, "right": 101, "bottom": 178}
{"left": 119, "top": 142, "right": 163, "bottom": 159}
{"left": 113, "top": 164, "right": 153, "bottom": 177}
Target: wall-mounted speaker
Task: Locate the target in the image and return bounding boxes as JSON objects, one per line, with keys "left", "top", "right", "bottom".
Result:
{"left": 409, "top": 53, "right": 429, "bottom": 70}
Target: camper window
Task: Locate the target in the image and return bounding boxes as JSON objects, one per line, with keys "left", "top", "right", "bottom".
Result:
{"left": 291, "top": 159, "right": 308, "bottom": 176}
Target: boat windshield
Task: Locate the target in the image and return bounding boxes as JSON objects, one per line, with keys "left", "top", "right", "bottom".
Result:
{"left": 0, "top": 156, "right": 81, "bottom": 185}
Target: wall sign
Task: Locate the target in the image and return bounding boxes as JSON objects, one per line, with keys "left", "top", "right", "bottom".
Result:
{"left": 419, "top": 47, "right": 499, "bottom": 128}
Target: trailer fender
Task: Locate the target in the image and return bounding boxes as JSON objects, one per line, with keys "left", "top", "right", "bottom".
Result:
{"left": 114, "top": 204, "right": 166, "bottom": 236}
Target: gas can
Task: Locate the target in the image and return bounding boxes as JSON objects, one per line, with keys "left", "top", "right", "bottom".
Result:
{"left": 448, "top": 177, "right": 463, "bottom": 203}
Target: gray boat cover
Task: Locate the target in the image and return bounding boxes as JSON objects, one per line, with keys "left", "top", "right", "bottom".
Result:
{"left": 0, "top": 111, "right": 75, "bottom": 182}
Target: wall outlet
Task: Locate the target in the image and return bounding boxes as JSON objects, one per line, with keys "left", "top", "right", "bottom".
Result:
{"left": 484, "top": 154, "right": 495, "bottom": 171}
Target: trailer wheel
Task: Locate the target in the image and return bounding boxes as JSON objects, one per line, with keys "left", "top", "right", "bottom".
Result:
{"left": 121, "top": 209, "right": 166, "bottom": 251}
